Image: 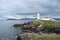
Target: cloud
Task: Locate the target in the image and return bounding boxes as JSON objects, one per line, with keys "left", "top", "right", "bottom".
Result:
{"left": 0, "top": 0, "right": 60, "bottom": 17}
{"left": 0, "top": 0, "right": 28, "bottom": 17}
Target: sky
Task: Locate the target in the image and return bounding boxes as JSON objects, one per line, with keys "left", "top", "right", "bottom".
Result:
{"left": 0, "top": 0, "right": 60, "bottom": 18}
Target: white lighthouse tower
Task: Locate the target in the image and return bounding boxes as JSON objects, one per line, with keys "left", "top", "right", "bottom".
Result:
{"left": 37, "top": 12, "right": 40, "bottom": 19}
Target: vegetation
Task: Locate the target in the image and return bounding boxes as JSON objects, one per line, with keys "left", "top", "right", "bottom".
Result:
{"left": 13, "top": 20, "right": 60, "bottom": 33}
{"left": 32, "top": 34, "right": 60, "bottom": 40}
{"left": 14, "top": 20, "right": 60, "bottom": 40}
{"left": 26, "top": 20, "right": 60, "bottom": 33}
{"left": 16, "top": 33, "right": 60, "bottom": 40}
{"left": 39, "top": 20, "right": 60, "bottom": 33}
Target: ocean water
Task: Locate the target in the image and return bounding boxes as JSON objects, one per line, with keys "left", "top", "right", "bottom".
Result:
{"left": 0, "top": 19, "right": 31, "bottom": 40}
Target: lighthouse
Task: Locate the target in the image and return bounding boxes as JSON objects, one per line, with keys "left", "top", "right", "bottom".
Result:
{"left": 37, "top": 12, "right": 40, "bottom": 19}
{"left": 36, "top": 12, "right": 55, "bottom": 21}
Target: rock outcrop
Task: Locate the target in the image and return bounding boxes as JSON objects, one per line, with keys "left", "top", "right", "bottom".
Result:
{"left": 16, "top": 33, "right": 40, "bottom": 40}
{"left": 13, "top": 20, "right": 41, "bottom": 33}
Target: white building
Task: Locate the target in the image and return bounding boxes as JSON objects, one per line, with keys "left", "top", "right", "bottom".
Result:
{"left": 37, "top": 13, "right": 55, "bottom": 21}
{"left": 37, "top": 12, "right": 40, "bottom": 19}
{"left": 41, "top": 17, "right": 55, "bottom": 21}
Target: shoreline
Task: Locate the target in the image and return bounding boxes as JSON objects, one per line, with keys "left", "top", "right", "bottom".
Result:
{"left": 13, "top": 20, "right": 60, "bottom": 34}
{"left": 13, "top": 20, "right": 60, "bottom": 40}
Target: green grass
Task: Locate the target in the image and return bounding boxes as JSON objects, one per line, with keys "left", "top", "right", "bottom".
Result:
{"left": 16, "top": 33, "right": 60, "bottom": 40}
{"left": 26, "top": 20, "right": 60, "bottom": 40}
{"left": 32, "top": 34, "right": 60, "bottom": 40}
{"left": 29, "top": 20, "right": 60, "bottom": 33}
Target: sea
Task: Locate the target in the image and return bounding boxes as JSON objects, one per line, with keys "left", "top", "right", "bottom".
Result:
{"left": 0, "top": 19, "right": 31, "bottom": 40}
{"left": 0, "top": 18, "right": 60, "bottom": 40}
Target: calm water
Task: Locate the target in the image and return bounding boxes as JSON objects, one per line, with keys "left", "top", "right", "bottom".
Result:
{"left": 0, "top": 19, "right": 31, "bottom": 40}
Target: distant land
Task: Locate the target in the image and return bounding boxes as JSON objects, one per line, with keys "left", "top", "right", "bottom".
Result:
{"left": 6, "top": 18, "right": 60, "bottom": 21}
{"left": 20, "top": 18, "right": 36, "bottom": 20}
{"left": 0, "top": 17, "right": 60, "bottom": 21}
{"left": 53, "top": 18, "right": 60, "bottom": 20}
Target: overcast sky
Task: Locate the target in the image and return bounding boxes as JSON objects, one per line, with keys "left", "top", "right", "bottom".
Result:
{"left": 0, "top": 0, "right": 60, "bottom": 18}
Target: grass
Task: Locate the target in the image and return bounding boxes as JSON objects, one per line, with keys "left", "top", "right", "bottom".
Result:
{"left": 32, "top": 34, "right": 60, "bottom": 40}
{"left": 16, "top": 33, "right": 60, "bottom": 40}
